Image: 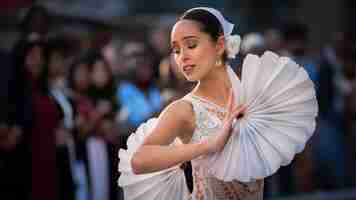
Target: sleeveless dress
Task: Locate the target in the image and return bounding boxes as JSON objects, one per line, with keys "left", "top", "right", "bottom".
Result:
{"left": 183, "top": 94, "right": 264, "bottom": 200}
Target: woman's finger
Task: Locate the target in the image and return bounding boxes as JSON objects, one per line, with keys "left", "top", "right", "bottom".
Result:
{"left": 231, "top": 105, "right": 247, "bottom": 120}
{"left": 226, "top": 90, "right": 235, "bottom": 119}
{"left": 226, "top": 89, "right": 234, "bottom": 112}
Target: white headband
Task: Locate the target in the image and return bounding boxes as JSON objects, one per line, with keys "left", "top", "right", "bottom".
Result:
{"left": 186, "top": 7, "right": 241, "bottom": 59}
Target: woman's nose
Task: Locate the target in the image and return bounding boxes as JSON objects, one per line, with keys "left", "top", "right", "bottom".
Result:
{"left": 180, "top": 49, "right": 190, "bottom": 62}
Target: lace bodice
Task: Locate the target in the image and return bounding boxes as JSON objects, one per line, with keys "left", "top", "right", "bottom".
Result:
{"left": 183, "top": 94, "right": 264, "bottom": 200}
{"left": 185, "top": 95, "right": 227, "bottom": 143}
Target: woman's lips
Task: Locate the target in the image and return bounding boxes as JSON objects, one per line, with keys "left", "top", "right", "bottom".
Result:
{"left": 183, "top": 65, "right": 195, "bottom": 74}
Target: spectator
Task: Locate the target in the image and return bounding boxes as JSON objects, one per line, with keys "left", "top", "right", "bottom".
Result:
{"left": 116, "top": 41, "right": 164, "bottom": 138}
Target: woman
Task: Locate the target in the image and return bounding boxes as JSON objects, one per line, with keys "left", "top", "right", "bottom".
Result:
{"left": 86, "top": 52, "right": 119, "bottom": 200}
{"left": 119, "top": 7, "right": 317, "bottom": 200}
{"left": 14, "top": 38, "right": 62, "bottom": 200}
{"left": 126, "top": 7, "right": 258, "bottom": 199}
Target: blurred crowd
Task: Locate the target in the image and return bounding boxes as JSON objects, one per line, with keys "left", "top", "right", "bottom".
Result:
{"left": 0, "top": 4, "right": 356, "bottom": 200}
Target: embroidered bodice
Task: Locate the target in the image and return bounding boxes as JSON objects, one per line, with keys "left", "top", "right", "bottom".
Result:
{"left": 183, "top": 94, "right": 264, "bottom": 200}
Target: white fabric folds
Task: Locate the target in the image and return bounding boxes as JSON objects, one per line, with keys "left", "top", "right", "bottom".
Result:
{"left": 118, "top": 118, "right": 190, "bottom": 200}
{"left": 206, "top": 51, "right": 318, "bottom": 182}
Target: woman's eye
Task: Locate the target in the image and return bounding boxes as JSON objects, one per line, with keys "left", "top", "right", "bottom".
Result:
{"left": 187, "top": 43, "right": 197, "bottom": 49}
{"left": 171, "top": 48, "right": 180, "bottom": 54}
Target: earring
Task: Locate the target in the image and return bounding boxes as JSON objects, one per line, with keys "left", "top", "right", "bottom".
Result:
{"left": 215, "top": 57, "right": 223, "bottom": 66}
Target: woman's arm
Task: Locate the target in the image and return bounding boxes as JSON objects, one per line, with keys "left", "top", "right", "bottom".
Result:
{"left": 131, "top": 91, "right": 246, "bottom": 174}
{"left": 131, "top": 99, "right": 202, "bottom": 174}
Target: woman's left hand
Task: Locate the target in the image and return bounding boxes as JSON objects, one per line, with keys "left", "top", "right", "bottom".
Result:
{"left": 201, "top": 90, "right": 246, "bottom": 154}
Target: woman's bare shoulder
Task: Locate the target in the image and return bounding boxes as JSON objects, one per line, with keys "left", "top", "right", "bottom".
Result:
{"left": 142, "top": 98, "right": 195, "bottom": 145}
{"left": 160, "top": 97, "right": 194, "bottom": 123}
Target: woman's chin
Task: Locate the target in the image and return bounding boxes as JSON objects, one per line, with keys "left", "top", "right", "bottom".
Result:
{"left": 185, "top": 75, "right": 199, "bottom": 82}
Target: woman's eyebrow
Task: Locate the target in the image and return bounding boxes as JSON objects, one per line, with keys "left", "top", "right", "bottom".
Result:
{"left": 182, "top": 35, "right": 198, "bottom": 41}
{"left": 171, "top": 35, "right": 198, "bottom": 46}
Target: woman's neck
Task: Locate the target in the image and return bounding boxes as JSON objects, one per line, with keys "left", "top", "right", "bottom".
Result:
{"left": 193, "top": 66, "right": 231, "bottom": 107}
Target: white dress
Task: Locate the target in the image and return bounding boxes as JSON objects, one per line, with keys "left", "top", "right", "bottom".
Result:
{"left": 183, "top": 94, "right": 264, "bottom": 200}
{"left": 118, "top": 51, "right": 318, "bottom": 200}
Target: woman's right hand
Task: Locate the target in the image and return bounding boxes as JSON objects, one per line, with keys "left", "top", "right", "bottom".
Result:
{"left": 201, "top": 90, "right": 246, "bottom": 154}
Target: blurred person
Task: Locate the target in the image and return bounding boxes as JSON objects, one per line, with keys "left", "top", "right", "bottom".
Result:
{"left": 68, "top": 57, "right": 96, "bottom": 139}
{"left": 20, "top": 4, "right": 51, "bottom": 39}
{"left": 312, "top": 31, "right": 356, "bottom": 191}
{"left": 149, "top": 26, "right": 171, "bottom": 59}
{"left": 314, "top": 31, "right": 355, "bottom": 189}
{"left": 1, "top": 38, "right": 44, "bottom": 200}
{"left": 102, "top": 120, "right": 125, "bottom": 200}
{"left": 27, "top": 39, "right": 63, "bottom": 200}
{"left": 11, "top": 4, "right": 52, "bottom": 60}
{"left": 45, "top": 38, "right": 78, "bottom": 200}
{"left": 102, "top": 41, "right": 123, "bottom": 77}
{"left": 46, "top": 38, "right": 73, "bottom": 121}
{"left": 116, "top": 41, "right": 164, "bottom": 134}
{"left": 0, "top": 55, "right": 27, "bottom": 200}
{"left": 85, "top": 130, "right": 111, "bottom": 200}
{"left": 67, "top": 57, "right": 94, "bottom": 200}
{"left": 10, "top": 38, "right": 62, "bottom": 200}
{"left": 148, "top": 25, "right": 171, "bottom": 79}
{"left": 87, "top": 52, "right": 118, "bottom": 118}
{"left": 318, "top": 31, "right": 355, "bottom": 125}
{"left": 86, "top": 123, "right": 118, "bottom": 200}
{"left": 0, "top": 124, "right": 25, "bottom": 199}
{"left": 0, "top": 49, "right": 22, "bottom": 152}
{"left": 85, "top": 51, "right": 120, "bottom": 200}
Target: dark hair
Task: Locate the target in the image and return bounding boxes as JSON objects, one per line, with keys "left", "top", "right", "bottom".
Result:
{"left": 67, "top": 56, "right": 90, "bottom": 92}
{"left": 20, "top": 5, "right": 51, "bottom": 35}
{"left": 12, "top": 39, "right": 48, "bottom": 94}
{"left": 180, "top": 9, "right": 223, "bottom": 42}
{"left": 179, "top": 9, "right": 228, "bottom": 62}
{"left": 86, "top": 51, "right": 115, "bottom": 88}
{"left": 45, "top": 37, "right": 68, "bottom": 58}
{"left": 85, "top": 51, "right": 116, "bottom": 97}
{"left": 85, "top": 51, "right": 118, "bottom": 114}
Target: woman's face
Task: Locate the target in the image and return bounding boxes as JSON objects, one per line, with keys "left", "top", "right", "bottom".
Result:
{"left": 170, "top": 20, "right": 221, "bottom": 82}
{"left": 73, "top": 63, "right": 90, "bottom": 92}
{"left": 49, "top": 51, "right": 65, "bottom": 77}
{"left": 25, "top": 45, "right": 43, "bottom": 79}
{"left": 91, "top": 60, "right": 110, "bottom": 88}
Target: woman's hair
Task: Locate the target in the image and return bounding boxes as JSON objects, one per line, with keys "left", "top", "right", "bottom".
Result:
{"left": 179, "top": 9, "right": 227, "bottom": 61}
{"left": 180, "top": 9, "right": 223, "bottom": 42}
{"left": 86, "top": 51, "right": 115, "bottom": 89}
{"left": 67, "top": 55, "right": 90, "bottom": 92}
{"left": 20, "top": 5, "right": 51, "bottom": 35}
{"left": 85, "top": 51, "right": 117, "bottom": 101}
{"left": 12, "top": 39, "right": 49, "bottom": 94}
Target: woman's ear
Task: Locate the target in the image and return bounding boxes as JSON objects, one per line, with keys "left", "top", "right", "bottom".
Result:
{"left": 216, "top": 35, "right": 226, "bottom": 56}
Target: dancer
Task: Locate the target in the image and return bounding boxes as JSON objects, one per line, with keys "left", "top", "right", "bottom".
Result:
{"left": 118, "top": 7, "right": 318, "bottom": 200}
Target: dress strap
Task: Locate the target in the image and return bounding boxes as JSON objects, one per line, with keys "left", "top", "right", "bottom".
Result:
{"left": 181, "top": 95, "right": 206, "bottom": 130}
{"left": 181, "top": 94, "right": 226, "bottom": 127}
{"left": 181, "top": 95, "right": 203, "bottom": 116}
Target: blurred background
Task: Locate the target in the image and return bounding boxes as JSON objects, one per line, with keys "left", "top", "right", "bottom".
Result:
{"left": 0, "top": 0, "right": 355, "bottom": 200}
